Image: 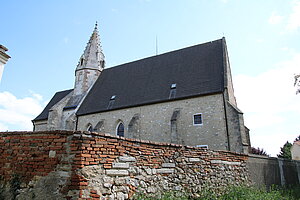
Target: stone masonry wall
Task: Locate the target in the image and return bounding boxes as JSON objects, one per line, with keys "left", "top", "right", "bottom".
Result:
{"left": 77, "top": 94, "right": 230, "bottom": 151}
{"left": 0, "top": 131, "right": 250, "bottom": 200}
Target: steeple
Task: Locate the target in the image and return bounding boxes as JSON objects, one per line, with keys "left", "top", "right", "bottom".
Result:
{"left": 74, "top": 22, "right": 105, "bottom": 96}
{"left": 76, "top": 22, "right": 105, "bottom": 72}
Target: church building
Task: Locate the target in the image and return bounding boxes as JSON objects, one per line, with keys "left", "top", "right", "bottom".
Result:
{"left": 33, "top": 24, "right": 251, "bottom": 153}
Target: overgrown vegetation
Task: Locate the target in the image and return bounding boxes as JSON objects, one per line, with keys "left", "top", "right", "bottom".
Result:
{"left": 251, "top": 147, "right": 269, "bottom": 156}
{"left": 278, "top": 141, "right": 292, "bottom": 160}
{"left": 133, "top": 185, "right": 300, "bottom": 200}
{"left": 10, "top": 174, "right": 21, "bottom": 200}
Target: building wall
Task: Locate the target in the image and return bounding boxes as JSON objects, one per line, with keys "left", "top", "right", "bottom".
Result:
{"left": 74, "top": 69, "right": 100, "bottom": 96}
{"left": 33, "top": 119, "right": 48, "bottom": 131}
{"left": 291, "top": 142, "right": 300, "bottom": 160}
{"left": 77, "top": 93, "right": 230, "bottom": 151}
{"left": 0, "top": 63, "right": 4, "bottom": 82}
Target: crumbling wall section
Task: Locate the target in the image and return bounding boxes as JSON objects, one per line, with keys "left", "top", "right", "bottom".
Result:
{"left": 0, "top": 131, "right": 250, "bottom": 200}
{"left": 66, "top": 132, "right": 250, "bottom": 199}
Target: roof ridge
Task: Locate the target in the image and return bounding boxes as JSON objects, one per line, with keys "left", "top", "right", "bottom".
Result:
{"left": 104, "top": 38, "right": 224, "bottom": 71}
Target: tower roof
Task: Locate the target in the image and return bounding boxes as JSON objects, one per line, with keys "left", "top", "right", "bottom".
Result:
{"left": 76, "top": 22, "right": 105, "bottom": 71}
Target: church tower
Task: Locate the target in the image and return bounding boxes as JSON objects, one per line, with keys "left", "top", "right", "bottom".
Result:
{"left": 74, "top": 22, "right": 105, "bottom": 96}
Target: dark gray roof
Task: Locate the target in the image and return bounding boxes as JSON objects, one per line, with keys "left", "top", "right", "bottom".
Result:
{"left": 77, "top": 38, "right": 225, "bottom": 116}
{"left": 33, "top": 89, "right": 73, "bottom": 121}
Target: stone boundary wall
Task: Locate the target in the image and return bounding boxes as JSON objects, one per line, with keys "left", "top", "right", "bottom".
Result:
{"left": 0, "top": 131, "right": 249, "bottom": 199}
{"left": 247, "top": 154, "right": 300, "bottom": 187}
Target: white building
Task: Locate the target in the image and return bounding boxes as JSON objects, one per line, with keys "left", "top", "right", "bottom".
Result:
{"left": 0, "top": 45, "right": 10, "bottom": 83}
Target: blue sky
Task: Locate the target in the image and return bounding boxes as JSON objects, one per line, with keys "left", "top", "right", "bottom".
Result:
{"left": 1, "top": 0, "right": 300, "bottom": 156}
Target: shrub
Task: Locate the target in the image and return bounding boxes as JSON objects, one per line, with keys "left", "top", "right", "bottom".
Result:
{"left": 133, "top": 185, "right": 300, "bottom": 200}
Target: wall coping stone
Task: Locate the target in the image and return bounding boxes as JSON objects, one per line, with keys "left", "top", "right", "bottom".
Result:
{"left": 0, "top": 131, "right": 248, "bottom": 158}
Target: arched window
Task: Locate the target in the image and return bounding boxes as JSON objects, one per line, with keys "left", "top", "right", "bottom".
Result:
{"left": 116, "top": 122, "right": 124, "bottom": 137}
{"left": 94, "top": 120, "right": 104, "bottom": 132}
{"left": 87, "top": 124, "right": 93, "bottom": 132}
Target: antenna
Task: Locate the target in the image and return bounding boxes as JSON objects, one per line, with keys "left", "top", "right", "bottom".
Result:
{"left": 156, "top": 36, "right": 158, "bottom": 55}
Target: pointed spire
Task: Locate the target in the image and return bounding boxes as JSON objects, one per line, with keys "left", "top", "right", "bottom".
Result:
{"left": 76, "top": 22, "right": 105, "bottom": 71}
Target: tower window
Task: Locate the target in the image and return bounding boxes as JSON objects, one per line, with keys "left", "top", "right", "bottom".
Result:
{"left": 80, "top": 58, "right": 84, "bottom": 66}
{"left": 116, "top": 122, "right": 124, "bottom": 137}
{"left": 193, "top": 114, "right": 203, "bottom": 126}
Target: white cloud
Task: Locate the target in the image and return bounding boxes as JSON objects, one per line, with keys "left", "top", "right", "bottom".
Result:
{"left": 286, "top": 1, "right": 300, "bottom": 32}
{"left": 268, "top": 12, "right": 283, "bottom": 25}
{"left": 0, "top": 91, "right": 45, "bottom": 131}
{"left": 234, "top": 53, "right": 300, "bottom": 156}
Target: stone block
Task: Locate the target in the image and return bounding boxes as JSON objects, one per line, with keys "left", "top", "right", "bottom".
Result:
{"left": 156, "top": 168, "right": 175, "bottom": 174}
{"left": 188, "top": 158, "right": 201, "bottom": 162}
{"left": 119, "top": 156, "right": 136, "bottom": 162}
{"left": 103, "top": 183, "right": 112, "bottom": 188}
{"left": 48, "top": 150, "right": 56, "bottom": 158}
{"left": 106, "top": 169, "right": 129, "bottom": 176}
{"left": 112, "top": 163, "right": 130, "bottom": 169}
{"left": 211, "top": 160, "right": 241, "bottom": 165}
{"left": 162, "top": 163, "right": 176, "bottom": 168}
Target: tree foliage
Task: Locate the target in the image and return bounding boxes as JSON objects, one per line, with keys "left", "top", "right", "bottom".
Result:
{"left": 251, "top": 147, "right": 269, "bottom": 156}
{"left": 294, "top": 135, "right": 300, "bottom": 142}
{"left": 277, "top": 141, "right": 292, "bottom": 160}
{"left": 294, "top": 74, "right": 300, "bottom": 94}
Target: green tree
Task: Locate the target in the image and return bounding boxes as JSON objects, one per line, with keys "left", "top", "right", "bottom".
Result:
{"left": 277, "top": 141, "right": 292, "bottom": 159}
{"left": 294, "top": 135, "right": 300, "bottom": 142}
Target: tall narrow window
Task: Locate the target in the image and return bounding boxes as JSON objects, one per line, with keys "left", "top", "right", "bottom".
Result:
{"left": 116, "top": 122, "right": 124, "bottom": 137}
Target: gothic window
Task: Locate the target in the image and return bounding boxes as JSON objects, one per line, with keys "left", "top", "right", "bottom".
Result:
{"left": 193, "top": 114, "right": 203, "bottom": 126}
{"left": 116, "top": 122, "right": 124, "bottom": 137}
{"left": 94, "top": 120, "right": 104, "bottom": 132}
{"left": 80, "top": 58, "right": 84, "bottom": 66}
{"left": 128, "top": 114, "right": 140, "bottom": 139}
{"left": 87, "top": 123, "right": 93, "bottom": 132}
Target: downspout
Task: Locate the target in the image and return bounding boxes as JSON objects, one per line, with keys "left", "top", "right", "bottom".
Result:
{"left": 223, "top": 92, "right": 230, "bottom": 151}
{"left": 75, "top": 116, "right": 78, "bottom": 131}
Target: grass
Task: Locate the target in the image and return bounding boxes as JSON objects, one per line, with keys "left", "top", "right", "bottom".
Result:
{"left": 133, "top": 185, "right": 300, "bottom": 200}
